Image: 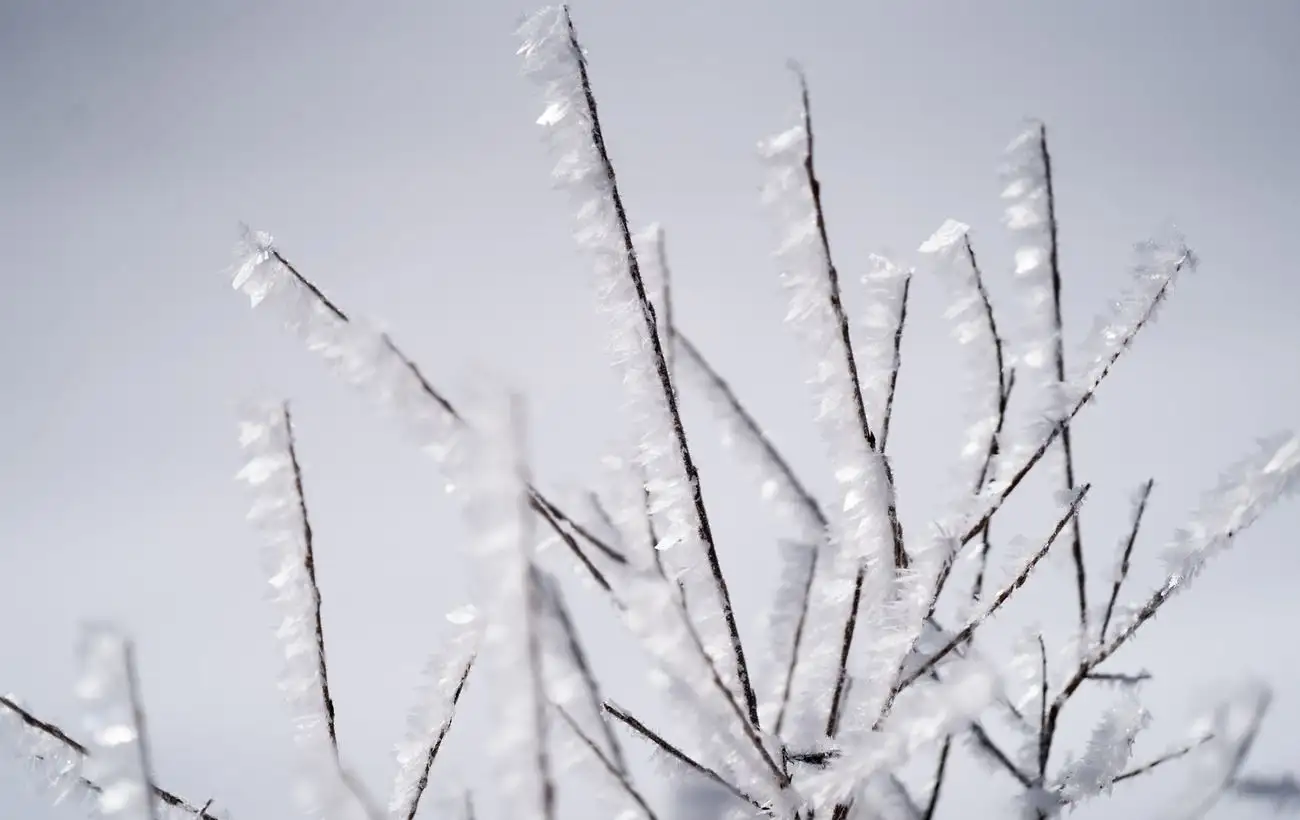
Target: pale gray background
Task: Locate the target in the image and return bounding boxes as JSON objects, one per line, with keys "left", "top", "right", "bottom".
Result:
{"left": 1, "top": 1, "right": 1297, "bottom": 818}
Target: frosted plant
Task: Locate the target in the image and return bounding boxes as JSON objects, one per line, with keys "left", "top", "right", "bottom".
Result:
{"left": 2, "top": 5, "right": 1298, "bottom": 820}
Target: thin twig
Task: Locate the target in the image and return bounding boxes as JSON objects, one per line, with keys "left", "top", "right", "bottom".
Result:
{"left": 969, "top": 721, "right": 1034, "bottom": 789}
{"left": 1035, "top": 634, "right": 1049, "bottom": 786}
{"left": 535, "top": 570, "right": 628, "bottom": 775}
{"left": 398, "top": 655, "right": 475, "bottom": 820}
{"left": 282, "top": 404, "right": 339, "bottom": 759}
{"left": 602, "top": 701, "right": 766, "bottom": 813}
{"left": 791, "top": 64, "right": 907, "bottom": 571}
{"left": 957, "top": 255, "right": 1187, "bottom": 548}
{"left": 675, "top": 328, "right": 828, "bottom": 737}
{"left": 879, "top": 273, "right": 912, "bottom": 454}
{"left": 1100, "top": 479, "right": 1154, "bottom": 642}
{"left": 1110, "top": 735, "right": 1212, "bottom": 785}
{"left": 562, "top": 8, "right": 759, "bottom": 728}
{"left": 897, "top": 486, "right": 1090, "bottom": 692}
{"left": 922, "top": 737, "right": 952, "bottom": 820}
{"left": 262, "top": 245, "right": 624, "bottom": 590}
{"left": 553, "top": 703, "right": 658, "bottom": 820}
{"left": 1, "top": 694, "right": 219, "bottom": 819}
{"left": 1035, "top": 124, "right": 1089, "bottom": 636}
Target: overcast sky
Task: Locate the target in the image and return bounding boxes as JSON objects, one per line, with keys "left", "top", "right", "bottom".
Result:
{"left": 1, "top": 2, "right": 1298, "bottom": 819}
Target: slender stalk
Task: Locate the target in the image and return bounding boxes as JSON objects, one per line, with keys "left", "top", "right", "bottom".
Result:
{"left": 1100, "top": 479, "right": 1154, "bottom": 642}
{"left": 792, "top": 66, "right": 907, "bottom": 571}
{"left": 879, "top": 273, "right": 912, "bottom": 454}
{"left": 1037, "top": 124, "right": 1089, "bottom": 636}
{"left": 553, "top": 704, "right": 658, "bottom": 820}
{"left": 536, "top": 570, "right": 627, "bottom": 775}
{"left": 897, "top": 486, "right": 1090, "bottom": 692}
{"left": 603, "top": 701, "right": 766, "bottom": 813}
{"left": 957, "top": 255, "right": 1187, "bottom": 548}
{"left": 561, "top": 9, "right": 759, "bottom": 727}
{"left": 1110, "top": 736, "right": 1211, "bottom": 785}
{"left": 260, "top": 245, "right": 623, "bottom": 590}
{"left": 397, "top": 656, "right": 475, "bottom": 820}
{"left": 922, "top": 737, "right": 952, "bottom": 820}
{"left": 283, "top": 404, "right": 339, "bottom": 759}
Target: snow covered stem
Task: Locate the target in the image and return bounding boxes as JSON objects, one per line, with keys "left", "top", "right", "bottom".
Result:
{"left": 232, "top": 236, "right": 624, "bottom": 593}
{"left": 238, "top": 403, "right": 339, "bottom": 761}
{"left": 1006, "top": 123, "right": 1088, "bottom": 635}
{"left": 896, "top": 485, "right": 1091, "bottom": 693}
{"left": 520, "top": 5, "right": 759, "bottom": 728}
{"left": 956, "top": 251, "right": 1192, "bottom": 548}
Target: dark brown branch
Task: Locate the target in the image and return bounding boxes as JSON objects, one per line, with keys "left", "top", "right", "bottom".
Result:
{"left": 0, "top": 695, "right": 220, "bottom": 820}
{"left": 535, "top": 570, "right": 627, "bottom": 775}
{"left": 282, "top": 404, "right": 339, "bottom": 759}
{"left": 825, "top": 562, "right": 865, "bottom": 737}
{"left": 928, "top": 234, "right": 1015, "bottom": 613}
{"left": 897, "top": 486, "right": 1090, "bottom": 692}
{"left": 1040, "top": 478, "right": 1275, "bottom": 781}
{"left": 553, "top": 704, "right": 658, "bottom": 820}
{"left": 1110, "top": 735, "right": 1211, "bottom": 785}
{"left": 1034, "top": 124, "right": 1088, "bottom": 636}
{"left": 562, "top": 8, "right": 759, "bottom": 728}
{"left": 674, "top": 329, "right": 830, "bottom": 738}
{"left": 969, "top": 721, "right": 1034, "bottom": 789}
{"left": 879, "top": 273, "right": 912, "bottom": 454}
{"left": 531, "top": 495, "right": 616, "bottom": 595}
{"left": 260, "top": 245, "right": 625, "bottom": 594}
{"left": 1035, "top": 634, "right": 1049, "bottom": 786}
{"left": 922, "top": 736, "right": 952, "bottom": 820}
{"left": 602, "top": 701, "right": 766, "bottom": 813}
{"left": 674, "top": 332, "right": 828, "bottom": 532}
{"left": 957, "top": 254, "right": 1187, "bottom": 549}
{"left": 774, "top": 541, "right": 819, "bottom": 737}
{"left": 791, "top": 64, "right": 907, "bottom": 571}
{"left": 399, "top": 655, "right": 475, "bottom": 820}
{"left": 1100, "top": 479, "right": 1155, "bottom": 642}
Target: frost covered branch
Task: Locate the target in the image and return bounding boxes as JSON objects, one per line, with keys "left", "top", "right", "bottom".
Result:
{"left": 519, "top": 4, "right": 759, "bottom": 729}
